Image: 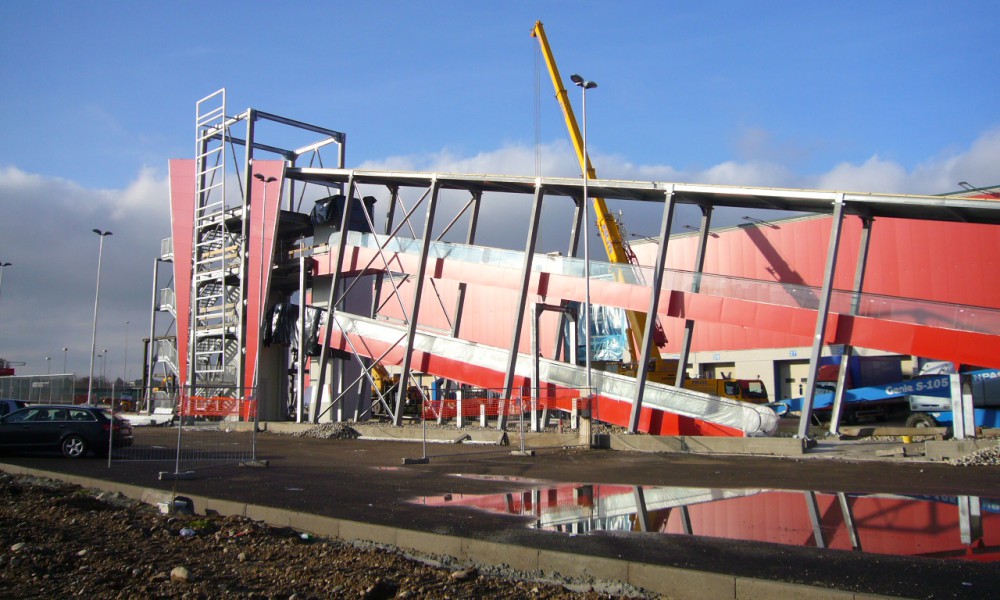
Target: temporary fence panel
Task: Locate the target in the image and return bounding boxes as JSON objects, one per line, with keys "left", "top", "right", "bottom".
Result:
{"left": 112, "top": 386, "right": 260, "bottom": 474}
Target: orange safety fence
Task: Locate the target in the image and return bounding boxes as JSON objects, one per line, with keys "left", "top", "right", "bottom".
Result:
{"left": 421, "top": 394, "right": 590, "bottom": 421}
{"left": 179, "top": 395, "right": 257, "bottom": 420}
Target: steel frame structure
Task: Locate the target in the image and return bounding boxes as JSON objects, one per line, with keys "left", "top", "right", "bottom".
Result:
{"left": 288, "top": 167, "right": 1000, "bottom": 435}
{"left": 164, "top": 99, "right": 1000, "bottom": 437}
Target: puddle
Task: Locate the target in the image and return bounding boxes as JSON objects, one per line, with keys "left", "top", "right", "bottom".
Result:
{"left": 409, "top": 478, "right": 1000, "bottom": 561}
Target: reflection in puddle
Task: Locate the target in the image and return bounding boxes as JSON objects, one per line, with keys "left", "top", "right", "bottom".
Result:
{"left": 409, "top": 480, "right": 1000, "bottom": 561}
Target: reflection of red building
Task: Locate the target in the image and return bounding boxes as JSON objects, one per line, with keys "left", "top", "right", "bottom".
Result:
{"left": 412, "top": 481, "right": 999, "bottom": 561}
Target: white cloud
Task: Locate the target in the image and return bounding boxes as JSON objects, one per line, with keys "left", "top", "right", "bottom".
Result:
{"left": 0, "top": 165, "right": 170, "bottom": 379}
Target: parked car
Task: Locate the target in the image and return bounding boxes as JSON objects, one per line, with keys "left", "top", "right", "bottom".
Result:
{"left": 0, "top": 404, "right": 133, "bottom": 458}
{"left": 0, "top": 399, "right": 28, "bottom": 417}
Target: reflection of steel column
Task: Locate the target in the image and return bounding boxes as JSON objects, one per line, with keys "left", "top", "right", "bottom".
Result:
{"left": 958, "top": 495, "right": 983, "bottom": 545}
{"left": 804, "top": 491, "right": 826, "bottom": 548}
{"left": 837, "top": 492, "right": 862, "bottom": 551}
{"left": 632, "top": 486, "right": 651, "bottom": 532}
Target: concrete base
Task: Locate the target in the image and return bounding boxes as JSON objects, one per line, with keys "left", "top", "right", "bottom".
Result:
{"left": 610, "top": 434, "right": 808, "bottom": 456}
{"left": 158, "top": 470, "right": 197, "bottom": 481}
{"left": 925, "top": 438, "right": 1000, "bottom": 461}
{"left": 510, "top": 450, "right": 536, "bottom": 457}
{"left": 239, "top": 459, "right": 271, "bottom": 468}
{"left": 401, "top": 456, "right": 430, "bottom": 465}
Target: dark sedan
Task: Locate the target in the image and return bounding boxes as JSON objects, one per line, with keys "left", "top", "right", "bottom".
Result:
{"left": 0, "top": 405, "right": 133, "bottom": 458}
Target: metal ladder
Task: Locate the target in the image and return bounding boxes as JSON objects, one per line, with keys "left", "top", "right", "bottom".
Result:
{"left": 191, "top": 89, "right": 237, "bottom": 389}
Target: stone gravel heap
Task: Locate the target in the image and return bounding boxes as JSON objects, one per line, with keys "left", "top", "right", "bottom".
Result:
{"left": 289, "top": 423, "right": 361, "bottom": 439}
{"left": 947, "top": 442, "right": 1000, "bottom": 466}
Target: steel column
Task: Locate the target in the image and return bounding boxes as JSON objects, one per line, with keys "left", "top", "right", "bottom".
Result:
{"left": 499, "top": 182, "right": 545, "bottom": 430}
{"left": 312, "top": 173, "right": 357, "bottom": 422}
{"left": 451, "top": 190, "right": 483, "bottom": 339}
{"left": 392, "top": 179, "right": 441, "bottom": 425}
{"left": 553, "top": 197, "right": 585, "bottom": 363}
{"left": 628, "top": 187, "right": 676, "bottom": 433}
{"left": 675, "top": 204, "right": 713, "bottom": 389}
{"left": 797, "top": 195, "right": 846, "bottom": 439}
{"left": 236, "top": 110, "right": 256, "bottom": 396}
{"left": 145, "top": 257, "right": 162, "bottom": 411}
{"left": 829, "top": 216, "right": 873, "bottom": 435}
{"left": 296, "top": 242, "right": 306, "bottom": 422}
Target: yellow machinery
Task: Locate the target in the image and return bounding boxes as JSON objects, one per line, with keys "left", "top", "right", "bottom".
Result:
{"left": 530, "top": 21, "right": 769, "bottom": 402}
{"left": 531, "top": 21, "right": 673, "bottom": 382}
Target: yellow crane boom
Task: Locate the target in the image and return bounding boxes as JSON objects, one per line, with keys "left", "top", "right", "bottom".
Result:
{"left": 531, "top": 20, "right": 666, "bottom": 363}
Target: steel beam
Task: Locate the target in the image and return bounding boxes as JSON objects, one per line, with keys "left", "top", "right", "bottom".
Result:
{"left": 675, "top": 204, "right": 713, "bottom": 389}
{"left": 829, "top": 216, "right": 874, "bottom": 435}
{"left": 628, "top": 187, "right": 676, "bottom": 433}
{"left": 499, "top": 182, "right": 545, "bottom": 430}
{"left": 392, "top": 179, "right": 441, "bottom": 425}
{"left": 797, "top": 195, "right": 846, "bottom": 439}
{"left": 451, "top": 190, "right": 483, "bottom": 339}
{"left": 312, "top": 173, "right": 357, "bottom": 422}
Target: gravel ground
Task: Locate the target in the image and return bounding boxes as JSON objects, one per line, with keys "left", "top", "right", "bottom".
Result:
{"left": 0, "top": 472, "right": 651, "bottom": 599}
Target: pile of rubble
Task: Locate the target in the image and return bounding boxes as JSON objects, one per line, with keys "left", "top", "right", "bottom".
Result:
{"left": 0, "top": 473, "right": 646, "bottom": 599}
{"left": 947, "top": 442, "right": 1000, "bottom": 466}
{"left": 289, "top": 423, "right": 361, "bottom": 440}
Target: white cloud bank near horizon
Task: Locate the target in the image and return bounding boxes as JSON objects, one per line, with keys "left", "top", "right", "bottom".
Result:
{"left": 1, "top": 127, "right": 998, "bottom": 377}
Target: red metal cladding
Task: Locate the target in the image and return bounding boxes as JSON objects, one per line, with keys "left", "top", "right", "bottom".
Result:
{"left": 168, "top": 160, "right": 196, "bottom": 387}
{"left": 243, "top": 161, "right": 286, "bottom": 392}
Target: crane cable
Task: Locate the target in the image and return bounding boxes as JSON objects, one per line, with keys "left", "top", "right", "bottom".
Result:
{"left": 533, "top": 39, "right": 542, "bottom": 178}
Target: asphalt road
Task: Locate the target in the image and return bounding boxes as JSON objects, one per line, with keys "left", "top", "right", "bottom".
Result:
{"left": 2, "top": 429, "right": 999, "bottom": 599}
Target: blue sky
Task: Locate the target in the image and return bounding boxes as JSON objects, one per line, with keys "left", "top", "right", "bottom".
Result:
{"left": 1, "top": 1, "right": 999, "bottom": 377}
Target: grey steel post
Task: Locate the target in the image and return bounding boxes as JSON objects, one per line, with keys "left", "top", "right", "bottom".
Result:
{"left": 628, "top": 187, "right": 676, "bottom": 433}
{"left": 828, "top": 216, "right": 873, "bottom": 436}
{"left": 297, "top": 241, "right": 306, "bottom": 422}
{"left": 552, "top": 197, "right": 584, "bottom": 363}
{"left": 146, "top": 257, "right": 161, "bottom": 411}
{"left": 797, "top": 195, "right": 846, "bottom": 439}
{"left": 675, "top": 204, "right": 713, "bottom": 389}
{"left": 236, "top": 110, "right": 257, "bottom": 397}
{"left": 451, "top": 190, "right": 482, "bottom": 339}
{"left": 499, "top": 182, "right": 545, "bottom": 430}
{"left": 393, "top": 178, "right": 441, "bottom": 425}
{"left": 313, "top": 173, "right": 357, "bottom": 422}
{"left": 952, "top": 373, "right": 976, "bottom": 439}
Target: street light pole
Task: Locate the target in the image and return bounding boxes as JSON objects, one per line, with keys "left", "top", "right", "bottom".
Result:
{"left": 571, "top": 74, "right": 597, "bottom": 402}
{"left": 0, "top": 262, "right": 11, "bottom": 319}
{"left": 123, "top": 320, "right": 129, "bottom": 388}
{"left": 87, "top": 229, "right": 112, "bottom": 406}
{"left": 46, "top": 356, "right": 51, "bottom": 375}
{"left": 62, "top": 347, "right": 68, "bottom": 374}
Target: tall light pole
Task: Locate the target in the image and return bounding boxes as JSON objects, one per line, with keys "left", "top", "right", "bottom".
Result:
{"left": 123, "top": 320, "right": 130, "bottom": 387}
{"left": 45, "top": 356, "right": 51, "bottom": 375}
{"left": 0, "top": 261, "right": 11, "bottom": 318}
{"left": 62, "top": 347, "right": 68, "bottom": 373}
{"left": 571, "top": 74, "right": 597, "bottom": 401}
{"left": 87, "top": 229, "right": 112, "bottom": 406}
{"left": 253, "top": 173, "right": 276, "bottom": 435}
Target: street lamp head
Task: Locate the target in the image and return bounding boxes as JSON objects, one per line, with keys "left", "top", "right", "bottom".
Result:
{"left": 254, "top": 173, "right": 277, "bottom": 184}
{"left": 0, "top": 261, "right": 10, "bottom": 267}
{"left": 92, "top": 229, "right": 112, "bottom": 237}
{"left": 570, "top": 74, "right": 597, "bottom": 89}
